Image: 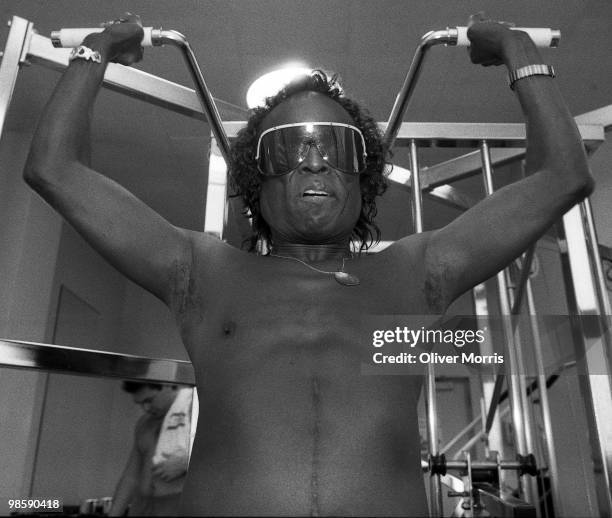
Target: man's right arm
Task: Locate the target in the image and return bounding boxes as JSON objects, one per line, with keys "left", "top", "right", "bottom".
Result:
{"left": 23, "top": 17, "right": 196, "bottom": 306}
{"left": 109, "top": 428, "right": 143, "bottom": 517}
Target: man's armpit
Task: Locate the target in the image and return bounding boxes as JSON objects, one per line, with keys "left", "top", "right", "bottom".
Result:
{"left": 424, "top": 258, "right": 454, "bottom": 313}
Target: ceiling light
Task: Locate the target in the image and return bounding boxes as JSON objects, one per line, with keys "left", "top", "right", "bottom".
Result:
{"left": 246, "top": 65, "right": 311, "bottom": 109}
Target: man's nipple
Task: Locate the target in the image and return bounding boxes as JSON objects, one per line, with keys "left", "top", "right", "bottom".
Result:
{"left": 222, "top": 321, "right": 236, "bottom": 337}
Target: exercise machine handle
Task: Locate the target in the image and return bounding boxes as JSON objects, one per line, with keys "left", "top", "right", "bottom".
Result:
{"left": 50, "top": 25, "right": 232, "bottom": 167}
{"left": 454, "top": 26, "right": 560, "bottom": 48}
{"left": 51, "top": 27, "right": 159, "bottom": 48}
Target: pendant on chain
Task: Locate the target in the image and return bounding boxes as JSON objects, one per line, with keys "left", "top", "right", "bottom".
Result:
{"left": 334, "top": 271, "right": 360, "bottom": 286}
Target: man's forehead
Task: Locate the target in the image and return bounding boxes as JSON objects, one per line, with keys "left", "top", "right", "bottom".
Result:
{"left": 261, "top": 91, "right": 353, "bottom": 131}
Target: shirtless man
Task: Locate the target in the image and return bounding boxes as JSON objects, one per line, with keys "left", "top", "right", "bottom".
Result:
{"left": 24, "top": 13, "right": 593, "bottom": 517}
{"left": 110, "top": 383, "right": 188, "bottom": 517}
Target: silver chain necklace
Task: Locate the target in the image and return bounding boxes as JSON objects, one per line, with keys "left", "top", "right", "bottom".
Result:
{"left": 269, "top": 253, "right": 360, "bottom": 286}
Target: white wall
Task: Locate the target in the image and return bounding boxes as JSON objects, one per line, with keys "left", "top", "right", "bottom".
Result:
{"left": 0, "top": 130, "right": 63, "bottom": 515}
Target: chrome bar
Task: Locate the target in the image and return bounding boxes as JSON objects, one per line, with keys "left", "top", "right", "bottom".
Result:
{"left": 409, "top": 142, "right": 442, "bottom": 517}
{"left": 0, "top": 338, "right": 195, "bottom": 385}
{"left": 579, "top": 199, "right": 612, "bottom": 514}
{"left": 223, "top": 120, "right": 604, "bottom": 149}
{"left": 409, "top": 139, "right": 423, "bottom": 234}
{"left": 525, "top": 279, "right": 563, "bottom": 517}
{"left": 447, "top": 455, "right": 529, "bottom": 472}
{"left": 503, "top": 266, "right": 537, "bottom": 461}
{"left": 502, "top": 270, "right": 540, "bottom": 517}
{"left": 465, "top": 451, "right": 475, "bottom": 516}
{"left": 383, "top": 28, "right": 457, "bottom": 149}
{"left": 419, "top": 148, "right": 526, "bottom": 190}
{"left": 484, "top": 374, "right": 506, "bottom": 435}
{"left": 425, "top": 368, "right": 442, "bottom": 517}
{"left": 472, "top": 283, "right": 506, "bottom": 460}
{"left": 484, "top": 247, "right": 535, "bottom": 439}
{"left": 480, "top": 140, "right": 534, "bottom": 505}
{"left": 384, "top": 121, "right": 603, "bottom": 148}
{"left": 153, "top": 30, "right": 231, "bottom": 165}
{"left": 214, "top": 119, "right": 608, "bottom": 147}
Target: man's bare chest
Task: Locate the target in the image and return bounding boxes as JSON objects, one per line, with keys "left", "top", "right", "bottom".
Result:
{"left": 175, "top": 252, "right": 434, "bottom": 375}
{"left": 186, "top": 248, "right": 429, "bottom": 315}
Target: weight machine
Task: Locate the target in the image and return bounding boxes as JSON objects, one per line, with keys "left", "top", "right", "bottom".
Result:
{"left": 1, "top": 15, "right": 611, "bottom": 517}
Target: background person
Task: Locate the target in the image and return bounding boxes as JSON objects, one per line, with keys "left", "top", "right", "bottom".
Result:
{"left": 109, "top": 382, "right": 191, "bottom": 517}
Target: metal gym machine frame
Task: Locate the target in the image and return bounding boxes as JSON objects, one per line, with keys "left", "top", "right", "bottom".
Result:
{"left": 0, "top": 15, "right": 611, "bottom": 517}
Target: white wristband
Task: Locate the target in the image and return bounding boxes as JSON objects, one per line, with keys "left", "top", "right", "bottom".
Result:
{"left": 508, "top": 64, "right": 555, "bottom": 90}
{"left": 68, "top": 45, "right": 102, "bottom": 64}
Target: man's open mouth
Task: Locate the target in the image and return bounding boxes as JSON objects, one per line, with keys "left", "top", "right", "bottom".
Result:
{"left": 303, "top": 190, "right": 330, "bottom": 197}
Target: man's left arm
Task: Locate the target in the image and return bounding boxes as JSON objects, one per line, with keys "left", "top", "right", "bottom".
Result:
{"left": 425, "top": 18, "right": 594, "bottom": 310}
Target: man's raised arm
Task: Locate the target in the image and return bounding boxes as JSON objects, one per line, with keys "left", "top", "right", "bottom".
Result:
{"left": 422, "top": 16, "right": 594, "bottom": 311}
{"left": 23, "top": 15, "right": 197, "bottom": 306}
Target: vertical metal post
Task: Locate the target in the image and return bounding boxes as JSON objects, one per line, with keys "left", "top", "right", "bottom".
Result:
{"left": 479, "top": 140, "right": 537, "bottom": 506}
{"left": 410, "top": 139, "right": 442, "bottom": 517}
{"left": 425, "top": 365, "right": 443, "bottom": 518}
{"left": 204, "top": 137, "right": 229, "bottom": 238}
{"left": 503, "top": 267, "right": 538, "bottom": 471}
{"left": 582, "top": 199, "right": 612, "bottom": 516}
{"left": 0, "top": 17, "right": 34, "bottom": 138}
{"left": 525, "top": 278, "right": 563, "bottom": 517}
{"left": 472, "top": 283, "right": 506, "bottom": 466}
{"left": 409, "top": 139, "right": 423, "bottom": 234}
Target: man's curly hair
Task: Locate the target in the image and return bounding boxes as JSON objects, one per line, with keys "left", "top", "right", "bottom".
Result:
{"left": 229, "top": 70, "right": 390, "bottom": 252}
